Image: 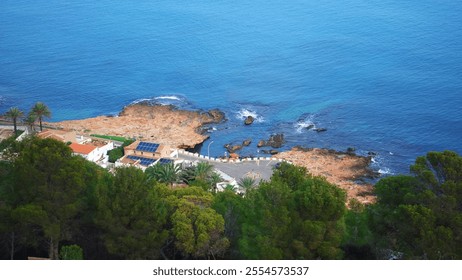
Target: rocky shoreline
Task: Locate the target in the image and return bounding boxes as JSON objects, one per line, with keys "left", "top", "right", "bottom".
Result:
{"left": 49, "top": 104, "right": 379, "bottom": 203}
{"left": 49, "top": 104, "right": 225, "bottom": 149}
{"left": 274, "top": 146, "right": 378, "bottom": 204}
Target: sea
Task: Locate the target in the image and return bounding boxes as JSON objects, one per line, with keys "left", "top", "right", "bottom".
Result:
{"left": 1, "top": 0, "right": 461, "bottom": 175}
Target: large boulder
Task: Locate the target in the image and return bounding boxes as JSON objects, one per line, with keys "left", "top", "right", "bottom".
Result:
{"left": 225, "top": 143, "right": 243, "bottom": 153}
{"left": 257, "top": 140, "right": 266, "bottom": 147}
{"left": 267, "top": 134, "right": 284, "bottom": 148}
{"left": 244, "top": 116, "right": 254, "bottom": 125}
{"left": 207, "top": 109, "right": 226, "bottom": 123}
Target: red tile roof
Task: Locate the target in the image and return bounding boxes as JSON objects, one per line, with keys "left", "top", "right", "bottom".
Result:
{"left": 69, "top": 143, "right": 97, "bottom": 155}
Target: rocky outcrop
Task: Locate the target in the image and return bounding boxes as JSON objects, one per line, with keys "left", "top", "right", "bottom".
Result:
{"left": 257, "top": 133, "right": 284, "bottom": 148}
{"left": 205, "top": 109, "right": 226, "bottom": 123}
{"left": 224, "top": 143, "right": 243, "bottom": 153}
{"left": 257, "top": 140, "right": 266, "bottom": 147}
{"left": 242, "top": 139, "right": 252, "bottom": 146}
{"left": 51, "top": 104, "right": 224, "bottom": 149}
{"left": 306, "top": 124, "right": 315, "bottom": 130}
{"left": 244, "top": 116, "right": 254, "bottom": 125}
{"left": 274, "top": 147, "right": 378, "bottom": 204}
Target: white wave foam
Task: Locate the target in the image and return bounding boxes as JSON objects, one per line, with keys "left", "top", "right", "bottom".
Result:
{"left": 154, "top": 95, "right": 182, "bottom": 101}
{"left": 130, "top": 95, "right": 187, "bottom": 106}
{"left": 378, "top": 168, "right": 393, "bottom": 175}
{"left": 370, "top": 154, "right": 394, "bottom": 175}
{"left": 294, "top": 115, "right": 316, "bottom": 133}
{"left": 236, "top": 108, "right": 264, "bottom": 123}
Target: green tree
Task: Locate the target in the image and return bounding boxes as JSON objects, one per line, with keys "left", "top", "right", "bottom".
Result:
{"left": 238, "top": 177, "right": 256, "bottom": 191}
{"left": 31, "top": 102, "right": 51, "bottom": 131}
{"left": 4, "top": 107, "right": 24, "bottom": 137}
{"left": 194, "top": 162, "right": 214, "bottom": 181}
{"left": 146, "top": 162, "right": 181, "bottom": 187}
{"left": 239, "top": 162, "right": 346, "bottom": 259}
{"left": 59, "top": 244, "right": 84, "bottom": 260}
{"left": 8, "top": 137, "right": 87, "bottom": 259}
{"left": 341, "top": 199, "right": 374, "bottom": 259}
{"left": 167, "top": 187, "right": 229, "bottom": 259}
{"left": 23, "top": 112, "right": 37, "bottom": 133}
{"left": 212, "top": 190, "right": 246, "bottom": 258}
{"left": 368, "top": 151, "right": 462, "bottom": 259}
{"left": 96, "top": 167, "right": 169, "bottom": 259}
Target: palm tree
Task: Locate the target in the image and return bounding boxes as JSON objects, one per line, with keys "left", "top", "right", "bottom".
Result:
{"left": 223, "top": 184, "right": 237, "bottom": 192}
{"left": 23, "top": 112, "right": 37, "bottom": 133}
{"left": 146, "top": 162, "right": 181, "bottom": 187}
{"left": 5, "top": 107, "right": 24, "bottom": 136}
{"left": 31, "top": 102, "right": 51, "bottom": 131}
{"left": 194, "top": 162, "right": 214, "bottom": 181}
{"left": 238, "top": 176, "right": 257, "bottom": 191}
{"left": 207, "top": 172, "right": 223, "bottom": 193}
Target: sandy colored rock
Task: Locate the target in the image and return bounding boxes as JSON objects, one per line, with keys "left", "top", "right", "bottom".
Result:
{"left": 275, "top": 147, "right": 377, "bottom": 204}
{"left": 48, "top": 105, "right": 223, "bottom": 149}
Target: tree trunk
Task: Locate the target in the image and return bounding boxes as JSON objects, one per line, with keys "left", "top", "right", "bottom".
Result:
{"left": 10, "top": 232, "right": 15, "bottom": 260}
{"left": 39, "top": 117, "right": 43, "bottom": 131}
{"left": 13, "top": 119, "right": 17, "bottom": 137}
{"left": 49, "top": 237, "right": 59, "bottom": 260}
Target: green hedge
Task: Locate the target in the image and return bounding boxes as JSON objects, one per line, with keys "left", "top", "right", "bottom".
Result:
{"left": 90, "top": 134, "right": 128, "bottom": 142}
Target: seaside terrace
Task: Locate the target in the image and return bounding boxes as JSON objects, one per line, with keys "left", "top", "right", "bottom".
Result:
{"left": 116, "top": 140, "right": 175, "bottom": 170}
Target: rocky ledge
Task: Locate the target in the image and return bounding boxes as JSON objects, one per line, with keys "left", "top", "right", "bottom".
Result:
{"left": 274, "top": 146, "right": 378, "bottom": 204}
{"left": 49, "top": 104, "right": 225, "bottom": 149}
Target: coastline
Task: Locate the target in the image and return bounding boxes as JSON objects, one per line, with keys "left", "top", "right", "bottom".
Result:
{"left": 275, "top": 147, "right": 377, "bottom": 204}
{"left": 47, "top": 103, "right": 378, "bottom": 203}
{"left": 48, "top": 104, "right": 224, "bottom": 150}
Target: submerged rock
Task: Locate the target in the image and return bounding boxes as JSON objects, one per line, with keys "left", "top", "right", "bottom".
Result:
{"left": 314, "top": 128, "right": 327, "bottom": 132}
{"left": 244, "top": 115, "right": 254, "bottom": 125}
{"left": 242, "top": 139, "right": 252, "bottom": 146}
{"left": 269, "top": 149, "right": 279, "bottom": 155}
{"left": 225, "top": 143, "right": 243, "bottom": 153}
{"left": 346, "top": 147, "right": 356, "bottom": 155}
{"left": 257, "top": 140, "right": 266, "bottom": 147}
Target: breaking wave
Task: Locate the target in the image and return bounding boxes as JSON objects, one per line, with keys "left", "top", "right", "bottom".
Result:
{"left": 371, "top": 154, "right": 394, "bottom": 175}
{"left": 130, "top": 95, "right": 190, "bottom": 107}
{"left": 235, "top": 108, "right": 265, "bottom": 123}
{"left": 295, "top": 114, "right": 317, "bottom": 133}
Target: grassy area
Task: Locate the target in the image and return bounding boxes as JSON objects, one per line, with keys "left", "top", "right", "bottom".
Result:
{"left": 90, "top": 134, "right": 128, "bottom": 142}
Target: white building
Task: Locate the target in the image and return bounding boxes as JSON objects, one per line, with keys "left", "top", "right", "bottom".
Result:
{"left": 69, "top": 141, "right": 114, "bottom": 164}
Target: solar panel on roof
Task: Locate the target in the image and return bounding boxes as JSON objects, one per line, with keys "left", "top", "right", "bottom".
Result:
{"left": 127, "top": 155, "right": 156, "bottom": 166}
{"left": 158, "top": 158, "right": 173, "bottom": 165}
{"left": 136, "top": 142, "right": 159, "bottom": 152}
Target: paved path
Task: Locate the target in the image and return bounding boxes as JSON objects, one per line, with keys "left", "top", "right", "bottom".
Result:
{"left": 177, "top": 153, "right": 279, "bottom": 182}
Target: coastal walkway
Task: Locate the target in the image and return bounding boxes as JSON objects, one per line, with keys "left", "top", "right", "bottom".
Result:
{"left": 175, "top": 149, "right": 287, "bottom": 182}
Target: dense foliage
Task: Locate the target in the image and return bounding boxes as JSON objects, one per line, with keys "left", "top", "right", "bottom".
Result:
{"left": 0, "top": 136, "right": 461, "bottom": 259}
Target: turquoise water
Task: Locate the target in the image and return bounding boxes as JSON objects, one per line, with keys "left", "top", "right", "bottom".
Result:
{"left": 1, "top": 0, "right": 461, "bottom": 174}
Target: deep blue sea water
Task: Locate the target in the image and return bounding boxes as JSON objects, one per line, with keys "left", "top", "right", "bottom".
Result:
{"left": 1, "top": 0, "right": 461, "bottom": 175}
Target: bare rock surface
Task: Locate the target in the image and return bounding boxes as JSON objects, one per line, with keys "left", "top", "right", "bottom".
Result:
{"left": 49, "top": 105, "right": 224, "bottom": 149}
{"left": 275, "top": 147, "right": 377, "bottom": 204}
